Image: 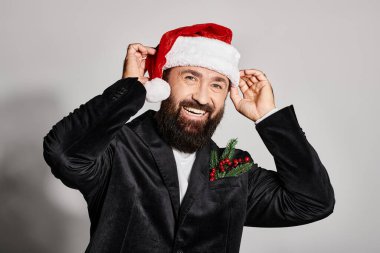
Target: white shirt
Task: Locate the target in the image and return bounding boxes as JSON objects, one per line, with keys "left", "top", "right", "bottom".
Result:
{"left": 172, "top": 107, "right": 279, "bottom": 205}
{"left": 172, "top": 148, "right": 197, "bottom": 204}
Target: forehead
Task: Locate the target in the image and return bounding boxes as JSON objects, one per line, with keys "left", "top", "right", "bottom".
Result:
{"left": 172, "top": 66, "right": 229, "bottom": 81}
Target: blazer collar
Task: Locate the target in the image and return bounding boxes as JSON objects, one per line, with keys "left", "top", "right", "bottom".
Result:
{"left": 129, "top": 110, "right": 217, "bottom": 222}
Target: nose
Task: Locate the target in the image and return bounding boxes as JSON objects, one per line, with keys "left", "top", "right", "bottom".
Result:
{"left": 192, "top": 84, "right": 209, "bottom": 105}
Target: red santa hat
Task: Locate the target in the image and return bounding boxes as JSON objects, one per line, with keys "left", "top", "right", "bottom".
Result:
{"left": 144, "top": 23, "right": 241, "bottom": 103}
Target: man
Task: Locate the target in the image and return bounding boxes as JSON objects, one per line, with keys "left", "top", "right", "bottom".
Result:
{"left": 43, "top": 23, "right": 335, "bottom": 253}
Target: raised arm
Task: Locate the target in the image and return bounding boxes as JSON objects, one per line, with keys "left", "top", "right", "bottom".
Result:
{"left": 230, "top": 68, "right": 334, "bottom": 226}
{"left": 43, "top": 78, "right": 146, "bottom": 198}
{"left": 43, "top": 44, "right": 155, "bottom": 199}
{"left": 244, "top": 105, "right": 335, "bottom": 227}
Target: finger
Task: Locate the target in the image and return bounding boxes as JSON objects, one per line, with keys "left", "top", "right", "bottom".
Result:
{"left": 241, "top": 84, "right": 255, "bottom": 99}
{"left": 146, "top": 46, "right": 156, "bottom": 55}
{"left": 229, "top": 86, "right": 242, "bottom": 108}
{"left": 140, "top": 46, "right": 156, "bottom": 56}
{"left": 242, "top": 76, "right": 255, "bottom": 87}
{"left": 141, "top": 49, "right": 155, "bottom": 60}
{"left": 238, "top": 78, "right": 250, "bottom": 93}
{"left": 247, "top": 75, "right": 259, "bottom": 83}
{"left": 241, "top": 77, "right": 258, "bottom": 96}
{"left": 127, "top": 43, "right": 156, "bottom": 56}
{"left": 242, "top": 69, "right": 264, "bottom": 75}
{"left": 240, "top": 71, "right": 261, "bottom": 83}
{"left": 241, "top": 69, "right": 268, "bottom": 81}
{"left": 127, "top": 43, "right": 143, "bottom": 54}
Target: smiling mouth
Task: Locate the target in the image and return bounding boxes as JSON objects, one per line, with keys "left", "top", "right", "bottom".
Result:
{"left": 183, "top": 106, "right": 207, "bottom": 116}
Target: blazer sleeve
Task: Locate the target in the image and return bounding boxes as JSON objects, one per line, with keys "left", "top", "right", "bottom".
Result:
{"left": 43, "top": 77, "right": 146, "bottom": 201}
{"left": 244, "top": 105, "right": 335, "bottom": 227}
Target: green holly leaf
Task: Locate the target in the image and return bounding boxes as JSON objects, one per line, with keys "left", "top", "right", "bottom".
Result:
{"left": 210, "top": 149, "right": 219, "bottom": 169}
{"left": 225, "top": 162, "right": 253, "bottom": 177}
{"left": 209, "top": 138, "right": 255, "bottom": 181}
{"left": 220, "top": 138, "right": 238, "bottom": 161}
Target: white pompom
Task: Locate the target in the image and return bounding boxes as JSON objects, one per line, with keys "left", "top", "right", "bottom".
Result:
{"left": 144, "top": 78, "right": 171, "bottom": 103}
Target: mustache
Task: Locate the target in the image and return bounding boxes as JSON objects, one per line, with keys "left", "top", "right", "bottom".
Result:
{"left": 179, "top": 99, "right": 214, "bottom": 113}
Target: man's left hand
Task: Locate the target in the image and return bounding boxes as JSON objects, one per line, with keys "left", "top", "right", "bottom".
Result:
{"left": 230, "top": 69, "right": 276, "bottom": 122}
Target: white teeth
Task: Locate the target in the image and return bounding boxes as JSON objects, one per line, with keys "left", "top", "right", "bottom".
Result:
{"left": 183, "top": 107, "right": 206, "bottom": 115}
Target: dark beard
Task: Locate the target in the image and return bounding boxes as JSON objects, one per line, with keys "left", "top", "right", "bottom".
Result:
{"left": 155, "top": 97, "right": 224, "bottom": 153}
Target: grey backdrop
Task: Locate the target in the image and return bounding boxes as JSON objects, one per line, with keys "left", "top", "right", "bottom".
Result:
{"left": 1, "top": 0, "right": 379, "bottom": 252}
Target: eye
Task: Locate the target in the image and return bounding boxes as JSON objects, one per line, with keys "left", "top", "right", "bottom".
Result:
{"left": 211, "top": 83, "right": 223, "bottom": 89}
{"left": 185, "top": 75, "right": 197, "bottom": 81}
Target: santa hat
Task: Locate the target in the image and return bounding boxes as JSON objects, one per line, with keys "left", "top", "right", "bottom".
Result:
{"left": 144, "top": 23, "right": 241, "bottom": 103}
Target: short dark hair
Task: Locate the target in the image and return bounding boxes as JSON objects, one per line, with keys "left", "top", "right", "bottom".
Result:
{"left": 162, "top": 68, "right": 172, "bottom": 82}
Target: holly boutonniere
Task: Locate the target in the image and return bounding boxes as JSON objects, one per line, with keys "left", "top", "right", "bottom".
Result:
{"left": 209, "top": 138, "right": 254, "bottom": 181}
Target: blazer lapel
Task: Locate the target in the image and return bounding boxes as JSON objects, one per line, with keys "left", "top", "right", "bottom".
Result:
{"left": 130, "top": 110, "right": 181, "bottom": 220}
{"left": 178, "top": 140, "right": 214, "bottom": 225}
{"left": 130, "top": 110, "right": 218, "bottom": 225}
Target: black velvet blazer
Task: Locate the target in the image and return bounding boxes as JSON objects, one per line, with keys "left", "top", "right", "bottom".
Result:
{"left": 43, "top": 78, "right": 335, "bottom": 253}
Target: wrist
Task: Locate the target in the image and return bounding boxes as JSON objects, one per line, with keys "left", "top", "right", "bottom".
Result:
{"left": 254, "top": 107, "right": 278, "bottom": 124}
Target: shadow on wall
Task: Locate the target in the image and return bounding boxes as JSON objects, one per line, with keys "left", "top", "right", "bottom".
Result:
{"left": 0, "top": 89, "right": 89, "bottom": 253}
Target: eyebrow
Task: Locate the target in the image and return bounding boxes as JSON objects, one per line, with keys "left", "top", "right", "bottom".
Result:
{"left": 180, "top": 69, "right": 229, "bottom": 85}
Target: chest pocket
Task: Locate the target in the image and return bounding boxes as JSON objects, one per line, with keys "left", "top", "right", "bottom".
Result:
{"left": 209, "top": 176, "right": 241, "bottom": 189}
{"left": 207, "top": 175, "right": 247, "bottom": 206}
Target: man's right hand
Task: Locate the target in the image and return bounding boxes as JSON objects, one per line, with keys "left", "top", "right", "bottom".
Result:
{"left": 122, "top": 43, "right": 156, "bottom": 84}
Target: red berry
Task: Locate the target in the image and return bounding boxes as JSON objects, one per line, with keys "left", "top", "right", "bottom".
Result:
{"left": 233, "top": 159, "right": 238, "bottom": 164}
{"left": 244, "top": 156, "right": 250, "bottom": 162}
{"left": 211, "top": 168, "right": 216, "bottom": 172}
{"left": 225, "top": 158, "right": 230, "bottom": 163}
{"left": 220, "top": 167, "right": 225, "bottom": 172}
{"left": 238, "top": 158, "right": 242, "bottom": 163}
{"left": 210, "top": 177, "right": 215, "bottom": 181}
